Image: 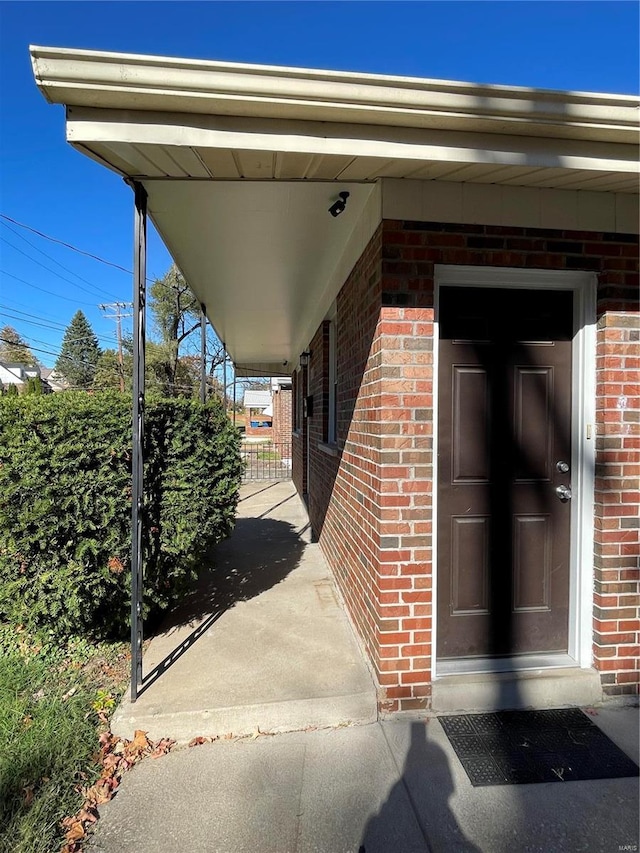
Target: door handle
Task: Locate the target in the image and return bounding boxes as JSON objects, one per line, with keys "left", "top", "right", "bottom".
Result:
{"left": 556, "top": 484, "right": 572, "bottom": 502}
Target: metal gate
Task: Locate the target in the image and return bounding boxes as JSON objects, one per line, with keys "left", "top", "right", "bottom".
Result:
{"left": 241, "top": 440, "right": 292, "bottom": 481}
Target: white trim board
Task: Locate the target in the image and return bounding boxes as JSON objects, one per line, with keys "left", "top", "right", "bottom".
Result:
{"left": 382, "top": 179, "right": 639, "bottom": 234}
{"left": 432, "top": 265, "right": 597, "bottom": 679}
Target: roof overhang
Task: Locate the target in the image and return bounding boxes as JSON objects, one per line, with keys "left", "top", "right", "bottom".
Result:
{"left": 31, "top": 46, "right": 640, "bottom": 373}
{"left": 31, "top": 45, "right": 640, "bottom": 143}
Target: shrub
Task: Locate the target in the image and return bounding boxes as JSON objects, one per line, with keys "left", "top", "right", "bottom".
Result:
{"left": 0, "top": 392, "right": 243, "bottom": 639}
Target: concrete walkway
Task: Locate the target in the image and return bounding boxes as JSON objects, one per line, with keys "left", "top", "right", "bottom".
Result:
{"left": 90, "top": 708, "right": 638, "bottom": 853}
{"left": 112, "top": 481, "right": 377, "bottom": 743}
{"left": 96, "top": 481, "right": 639, "bottom": 853}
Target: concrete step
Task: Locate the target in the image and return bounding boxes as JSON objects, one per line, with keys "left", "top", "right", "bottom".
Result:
{"left": 112, "top": 689, "right": 377, "bottom": 743}
{"left": 432, "top": 666, "right": 603, "bottom": 713}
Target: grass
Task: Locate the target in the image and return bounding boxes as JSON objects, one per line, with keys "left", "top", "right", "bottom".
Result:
{"left": 0, "top": 626, "right": 129, "bottom": 853}
{"left": 256, "top": 449, "right": 281, "bottom": 461}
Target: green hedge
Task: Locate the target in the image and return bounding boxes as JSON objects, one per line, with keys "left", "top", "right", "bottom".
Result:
{"left": 0, "top": 392, "right": 243, "bottom": 639}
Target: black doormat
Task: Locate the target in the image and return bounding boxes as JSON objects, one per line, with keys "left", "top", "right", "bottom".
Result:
{"left": 438, "top": 708, "right": 639, "bottom": 787}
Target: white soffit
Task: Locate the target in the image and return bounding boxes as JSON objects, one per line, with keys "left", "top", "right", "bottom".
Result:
{"left": 64, "top": 107, "right": 639, "bottom": 192}
{"left": 144, "top": 181, "right": 378, "bottom": 373}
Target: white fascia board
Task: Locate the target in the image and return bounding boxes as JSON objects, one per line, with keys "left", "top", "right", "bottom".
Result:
{"left": 66, "top": 108, "right": 640, "bottom": 177}
{"left": 31, "top": 46, "right": 640, "bottom": 144}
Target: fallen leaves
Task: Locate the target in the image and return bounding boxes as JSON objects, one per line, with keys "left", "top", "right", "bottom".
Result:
{"left": 60, "top": 729, "right": 175, "bottom": 852}
{"left": 107, "top": 556, "right": 124, "bottom": 575}
{"left": 250, "top": 727, "right": 276, "bottom": 740}
{"left": 187, "top": 734, "right": 227, "bottom": 747}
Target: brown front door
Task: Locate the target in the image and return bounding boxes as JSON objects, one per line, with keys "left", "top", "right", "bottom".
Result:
{"left": 437, "top": 286, "right": 573, "bottom": 660}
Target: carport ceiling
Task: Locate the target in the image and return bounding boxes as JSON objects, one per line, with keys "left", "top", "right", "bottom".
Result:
{"left": 31, "top": 46, "right": 640, "bottom": 373}
{"left": 146, "top": 180, "right": 376, "bottom": 374}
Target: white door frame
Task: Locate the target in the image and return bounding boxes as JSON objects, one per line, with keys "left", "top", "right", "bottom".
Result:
{"left": 432, "top": 265, "right": 597, "bottom": 677}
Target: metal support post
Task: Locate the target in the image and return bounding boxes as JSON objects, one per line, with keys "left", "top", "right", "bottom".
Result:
{"left": 200, "top": 303, "right": 207, "bottom": 404}
{"left": 130, "top": 181, "right": 147, "bottom": 702}
{"left": 233, "top": 363, "right": 236, "bottom": 426}
{"left": 222, "top": 343, "right": 227, "bottom": 411}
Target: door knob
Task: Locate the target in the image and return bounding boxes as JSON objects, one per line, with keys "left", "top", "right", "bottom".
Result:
{"left": 556, "top": 484, "right": 572, "bottom": 502}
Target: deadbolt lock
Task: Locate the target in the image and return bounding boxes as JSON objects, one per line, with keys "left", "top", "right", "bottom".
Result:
{"left": 556, "top": 461, "right": 570, "bottom": 474}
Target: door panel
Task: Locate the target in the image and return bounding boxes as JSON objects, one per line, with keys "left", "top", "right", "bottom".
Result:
{"left": 514, "top": 367, "right": 553, "bottom": 481}
{"left": 453, "top": 367, "right": 490, "bottom": 482}
{"left": 451, "top": 516, "right": 489, "bottom": 613}
{"left": 437, "top": 287, "right": 573, "bottom": 660}
{"left": 512, "top": 515, "right": 551, "bottom": 611}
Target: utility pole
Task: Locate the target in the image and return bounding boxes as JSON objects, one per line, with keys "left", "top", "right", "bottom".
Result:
{"left": 99, "top": 302, "right": 133, "bottom": 392}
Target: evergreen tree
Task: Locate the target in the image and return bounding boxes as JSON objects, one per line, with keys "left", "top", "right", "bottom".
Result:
{"left": 0, "top": 326, "right": 36, "bottom": 364}
{"left": 55, "top": 311, "right": 101, "bottom": 389}
{"left": 25, "top": 376, "right": 44, "bottom": 395}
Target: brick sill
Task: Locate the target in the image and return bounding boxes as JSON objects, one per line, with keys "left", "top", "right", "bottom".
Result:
{"left": 317, "top": 441, "right": 340, "bottom": 457}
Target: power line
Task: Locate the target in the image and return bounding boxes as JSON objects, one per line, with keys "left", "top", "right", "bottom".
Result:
{"left": 0, "top": 213, "right": 163, "bottom": 285}
{"left": 0, "top": 337, "right": 96, "bottom": 371}
{"left": 1, "top": 303, "right": 66, "bottom": 325}
{"left": 0, "top": 213, "right": 200, "bottom": 301}
{"left": 0, "top": 308, "right": 114, "bottom": 346}
{"left": 0, "top": 214, "right": 134, "bottom": 275}
{"left": 0, "top": 235, "right": 124, "bottom": 303}
{"left": 0, "top": 269, "right": 98, "bottom": 306}
{"left": 0, "top": 336, "right": 207, "bottom": 394}
{"left": 14, "top": 330, "right": 104, "bottom": 353}
{"left": 0, "top": 219, "right": 122, "bottom": 301}
{"left": 0, "top": 298, "right": 72, "bottom": 326}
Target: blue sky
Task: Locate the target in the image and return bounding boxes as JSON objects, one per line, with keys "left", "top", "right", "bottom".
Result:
{"left": 1, "top": 1, "right": 638, "bottom": 366}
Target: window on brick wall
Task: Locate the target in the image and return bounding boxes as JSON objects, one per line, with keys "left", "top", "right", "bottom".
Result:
{"left": 328, "top": 319, "right": 338, "bottom": 444}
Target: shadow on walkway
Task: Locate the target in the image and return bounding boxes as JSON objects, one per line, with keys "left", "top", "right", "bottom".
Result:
{"left": 359, "top": 722, "right": 481, "bottom": 853}
{"left": 112, "top": 481, "right": 377, "bottom": 742}
{"left": 140, "top": 515, "right": 305, "bottom": 695}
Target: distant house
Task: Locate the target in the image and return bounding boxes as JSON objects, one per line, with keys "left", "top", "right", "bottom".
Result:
{"left": 243, "top": 379, "right": 292, "bottom": 443}
{"left": 40, "top": 367, "right": 68, "bottom": 392}
{"left": 243, "top": 388, "right": 272, "bottom": 435}
{"left": 0, "top": 362, "right": 46, "bottom": 393}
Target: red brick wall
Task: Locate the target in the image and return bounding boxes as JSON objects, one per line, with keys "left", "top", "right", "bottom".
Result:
{"left": 272, "top": 388, "right": 292, "bottom": 450}
{"left": 374, "top": 302, "right": 435, "bottom": 713}
{"left": 309, "top": 229, "right": 385, "bottom": 671}
{"left": 296, "top": 218, "right": 639, "bottom": 711}
{"left": 594, "top": 311, "right": 640, "bottom": 697}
